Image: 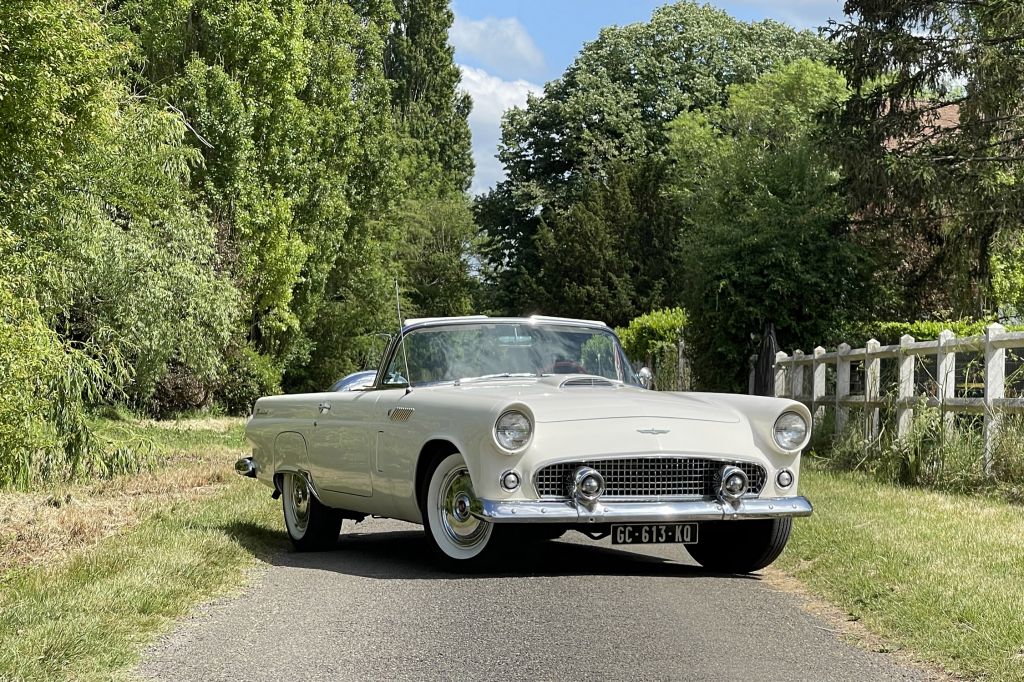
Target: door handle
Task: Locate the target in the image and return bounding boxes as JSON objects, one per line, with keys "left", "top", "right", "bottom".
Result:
{"left": 318, "top": 402, "right": 332, "bottom": 413}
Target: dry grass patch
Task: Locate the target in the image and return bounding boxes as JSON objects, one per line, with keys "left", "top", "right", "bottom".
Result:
{"left": 133, "top": 417, "right": 243, "bottom": 433}
{"left": 0, "top": 480, "right": 283, "bottom": 682}
{"left": 0, "top": 418, "right": 247, "bottom": 574}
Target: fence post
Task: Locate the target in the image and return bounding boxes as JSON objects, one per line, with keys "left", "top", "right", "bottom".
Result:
{"left": 984, "top": 323, "right": 1006, "bottom": 476}
{"left": 774, "top": 351, "right": 789, "bottom": 398}
{"left": 897, "top": 334, "right": 916, "bottom": 440}
{"left": 748, "top": 354, "right": 757, "bottom": 395}
{"left": 812, "top": 346, "right": 826, "bottom": 430}
{"left": 678, "top": 340, "right": 690, "bottom": 391}
{"left": 865, "top": 339, "right": 881, "bottom": 440}
{"left": 836, "top": 343, "right": 851, "bottom": 436}
{"left": 791, "top": 350, "right": 805, "bottom": 400}
{"left": 937, "top": 330, "right": 956, "bottom": 435}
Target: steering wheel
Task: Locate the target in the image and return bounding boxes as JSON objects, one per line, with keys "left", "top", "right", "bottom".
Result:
{"left": 544, "top": 360, "right": 588, "bottom": 375}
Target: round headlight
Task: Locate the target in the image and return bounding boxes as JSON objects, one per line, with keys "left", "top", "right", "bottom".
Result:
{"left": 774, "top": 411, "right": 808, "bottom": 451}
{"left": 495, "top": 410, "right": 532, "bottom": 451}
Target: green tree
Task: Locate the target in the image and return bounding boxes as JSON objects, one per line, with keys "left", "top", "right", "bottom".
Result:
{"left": 670, "top": 59, "right": 874, "bottom": 392}
{"left": 0, "top": 0, "right": 237, "bottom": 479}
{"left": 528, "top": 159, "right": 679, "bottom": 326}
{"left": 385, "top": 0, "right": 473, "bottom": 196}
{"left": 385, "top": 0, "right": 478, "bottom": 318}
{"left": 478, "top": 1, "right": 830, "bottom": 317}
{"left": 119, "top": 0, "right": 409, "bottom": 393}
{"left": 396, "top": 198, "right": 479, "bottom": 317}
{"left": 832, "top": 0, "right": 1024, "bottom": 318}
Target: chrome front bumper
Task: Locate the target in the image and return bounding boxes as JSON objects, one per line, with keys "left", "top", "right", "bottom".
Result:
{"left": 473, "top": 496, "right": 812, "bottom": 524}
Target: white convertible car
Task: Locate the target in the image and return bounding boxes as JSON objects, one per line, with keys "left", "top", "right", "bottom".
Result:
{"left": 238, "top": 315, "right": 812, "bottom": 572}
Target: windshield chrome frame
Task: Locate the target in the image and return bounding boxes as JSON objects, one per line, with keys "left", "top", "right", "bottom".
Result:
{"left": 372, "top": 317, "right": 637, "bottom": 390}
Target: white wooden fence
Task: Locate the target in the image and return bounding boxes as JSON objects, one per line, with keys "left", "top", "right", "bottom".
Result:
{"left": 770, "top": 323, "right": 1024, "bottom": 475}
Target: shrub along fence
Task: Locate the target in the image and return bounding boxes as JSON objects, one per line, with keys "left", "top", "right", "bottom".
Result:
{"left": 617, "top": 308, "right": 691, "bottom": 391}
{"left": 768, "top": 323, "right": 1024, "bottom": 477}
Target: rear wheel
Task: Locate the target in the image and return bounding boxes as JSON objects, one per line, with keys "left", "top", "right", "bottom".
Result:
{"left": 421, "top": 452, "right": 500, "bottom": 565}
{"left": 282, "top": 472, "right": 343, "bottom": 551}
{"left": 686, "top": 518, "right": 792, "bottom": 574}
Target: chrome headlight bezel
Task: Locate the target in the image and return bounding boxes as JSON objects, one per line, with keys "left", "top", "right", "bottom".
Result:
{"left": 773, "top": 411, "right": 809, "bottom": 452}
{"left": 494, "top": 409, "right": 533, "bottom": 453}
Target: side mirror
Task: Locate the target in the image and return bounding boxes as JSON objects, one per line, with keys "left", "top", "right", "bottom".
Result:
{"left": 638, "top": 367, "right": 653, "bottom": 389}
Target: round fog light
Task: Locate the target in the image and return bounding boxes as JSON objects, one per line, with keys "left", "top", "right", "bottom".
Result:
{"left": 581, "top": 475, "right": 600, "bottom": 495}
{"left": 570, "top": 466, "right": 605, "bottom": 502}
{"left": 500, "top": 470, "right": 521, "bottom": 492}
{"left": 776, "top": 469, "right": 794, "bottom": 489}
{"left": 718, "top": 465, "right": 749, "bottom": 501}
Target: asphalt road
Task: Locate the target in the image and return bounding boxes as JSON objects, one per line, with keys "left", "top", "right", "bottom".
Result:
{"left": 140, "top": 517, "right": 932, "bottom": 682}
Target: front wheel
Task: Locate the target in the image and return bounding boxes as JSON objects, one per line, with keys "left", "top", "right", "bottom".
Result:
{"left": 686, "top": 518, "right": 792, "bottom": 574}
{"left": 282, "top": 472, "right": 343, "bottom": 551}
{"left": 421, "top": 452, "right": 500, "bottom": 565}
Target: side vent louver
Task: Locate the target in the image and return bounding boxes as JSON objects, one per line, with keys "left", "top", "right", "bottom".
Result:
{"left": 388, "top": 407, "right": 415, "bottom": 422}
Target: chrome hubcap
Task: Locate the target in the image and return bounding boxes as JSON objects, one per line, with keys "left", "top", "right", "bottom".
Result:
{"left": 289, "top": 474, "right": 310, "bottom": 535}
{"left": 437, "top": 466, "right": 487, "bottom": 548}
{"left": 452, "top": 492, "right": 472, "bottom": 521}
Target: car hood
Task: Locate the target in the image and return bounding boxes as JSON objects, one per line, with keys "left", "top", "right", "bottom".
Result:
{"left": 434, "top": 375, "right": 741, "bottom": 424}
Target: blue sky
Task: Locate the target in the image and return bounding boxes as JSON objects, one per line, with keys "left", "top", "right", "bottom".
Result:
{"left": 451, "top": 0, "right": 845, "bottom": 193}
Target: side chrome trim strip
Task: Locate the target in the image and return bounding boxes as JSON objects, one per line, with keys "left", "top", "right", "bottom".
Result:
{"left": 471, "top": 496, "right": 813, "bottom": 524}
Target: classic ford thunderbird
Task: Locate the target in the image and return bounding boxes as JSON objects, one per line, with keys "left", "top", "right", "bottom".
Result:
{"left": 238, "top": 315, "right": 812, "bottom": 572}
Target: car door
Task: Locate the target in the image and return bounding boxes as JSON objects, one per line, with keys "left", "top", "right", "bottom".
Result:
{"left": 307, "top": 390, "right": 378, "bottom": 497}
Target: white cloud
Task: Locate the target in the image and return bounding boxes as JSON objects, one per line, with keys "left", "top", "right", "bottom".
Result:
{"left": 459, "top": 65, "right": 541, "bottom": 195}
{"left": 451, "top": 15, "right": 546, "bottom": 79}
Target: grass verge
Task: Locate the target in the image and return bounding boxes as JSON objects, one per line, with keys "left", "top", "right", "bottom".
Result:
{"left": 1, "top": 418, "right": 247, "bottom": 572}
{"left": 777, "top": 467, "right": 1024, "bottom": 681}
{"left": 0, "top": 478, "right": 283, "bottom": 682}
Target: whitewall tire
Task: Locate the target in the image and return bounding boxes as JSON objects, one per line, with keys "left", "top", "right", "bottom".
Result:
{"left": 282, "top": 472, "right": 343, "bottom": 551}
{"left": 422, "top": 452, "right": 498, "bottom": 564}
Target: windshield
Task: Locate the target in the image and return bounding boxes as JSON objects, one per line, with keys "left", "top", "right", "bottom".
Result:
{"left": 382, "top": 322, "right": 640, "bottom": 387}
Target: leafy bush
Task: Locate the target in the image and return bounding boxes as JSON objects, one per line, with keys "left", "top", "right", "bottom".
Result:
{"left": 0, "top": 284, "right": 62, "bottom": 487}
{"left": 214, "top": 347, "right": 282, "bottom": 417}
{"left": 617, "top": 308, "right": 687, "bottom": 389}
{"left": 617, "top": 308, "right": 687, "bottom": 360}
{"left": 828, "top": 320, "right": 1024, "bottom": 347}
{"left": 1, "top": 255, "right": 147, "bottom": 488}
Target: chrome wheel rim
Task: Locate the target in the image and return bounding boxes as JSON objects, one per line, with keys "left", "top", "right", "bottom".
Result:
{"left": 436, "top": 466, "right": 488, "bottom": 549}
{"left": 287, "top": 474, "right": 310, "bottom": 536}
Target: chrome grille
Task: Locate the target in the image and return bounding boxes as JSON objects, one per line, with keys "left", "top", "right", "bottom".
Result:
{"left": 534, "top": 457, "right": 766, "bottom": 499}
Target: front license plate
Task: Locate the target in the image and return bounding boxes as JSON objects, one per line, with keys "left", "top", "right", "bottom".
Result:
{"left": 611, "top": 523, "right": 698, "bottom": 545}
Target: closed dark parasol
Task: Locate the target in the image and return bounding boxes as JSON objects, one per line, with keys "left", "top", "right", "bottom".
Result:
{"left": 753, "top": 323, "right": 778, "bottom": 397}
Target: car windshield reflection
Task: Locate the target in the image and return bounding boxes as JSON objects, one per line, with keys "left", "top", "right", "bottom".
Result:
{"left": 383, "top": 322, "right": 640, "bottom": 388}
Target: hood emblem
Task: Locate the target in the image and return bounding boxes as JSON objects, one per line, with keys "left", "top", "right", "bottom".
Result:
{"left": 637, "top": 428, "right": 670, "bottom": 435}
